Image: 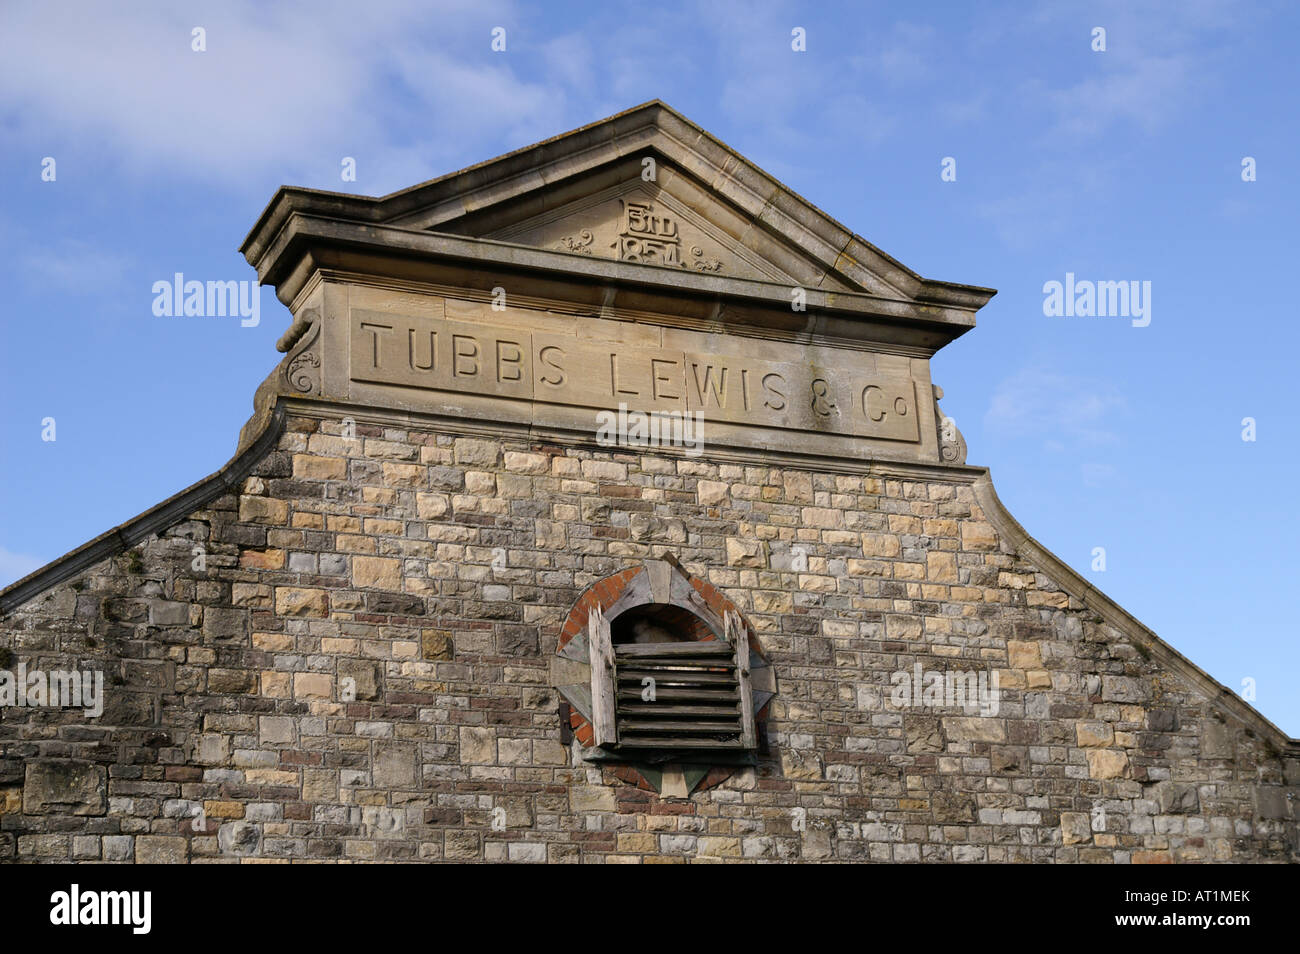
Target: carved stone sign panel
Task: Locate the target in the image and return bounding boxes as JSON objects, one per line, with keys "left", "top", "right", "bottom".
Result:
{"left": 348, "top": 306, "right": 922, "bottom": 444}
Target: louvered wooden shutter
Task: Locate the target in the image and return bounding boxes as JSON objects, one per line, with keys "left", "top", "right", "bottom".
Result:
{"left": 726, "top": 610, "right": 758, "bottom": 749}
{"left": 603, "top": 611, "right": 756, "bottom": 752}
{"left": 588, "top": 604, "right": 617, "bottom": 747}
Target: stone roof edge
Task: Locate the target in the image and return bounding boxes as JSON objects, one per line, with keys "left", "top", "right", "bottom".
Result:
{"left": 0, "top": 404, "right": 288, "bottom": 617}
{"left": 971, "top": 471, "right": 1299, "bottom": 753}
{"left": 239, "top": 101, "right": 998, "bottom": 310}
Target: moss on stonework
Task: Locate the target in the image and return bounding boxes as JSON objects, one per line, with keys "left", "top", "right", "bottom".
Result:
{"left": 126, "top": 550, "right": 144, "bottom": 574}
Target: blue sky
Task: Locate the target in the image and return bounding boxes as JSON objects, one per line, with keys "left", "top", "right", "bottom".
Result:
{"left": 1, "top": 0, "right": 1296, "bottom": 734}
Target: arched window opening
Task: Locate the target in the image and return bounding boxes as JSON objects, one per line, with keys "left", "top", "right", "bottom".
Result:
{"left": 611, "top": 603, "right": 713, "bottom": 644}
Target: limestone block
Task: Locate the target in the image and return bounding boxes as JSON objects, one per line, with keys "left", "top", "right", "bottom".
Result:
{"left": 460, "top": 727, "right": 495, "bottom": 764}
{"left": 24, "top": 762, "right": 105, "bottom": 816}
{"left": 259, "top": 716, "right": 295, "bottom": 745}
{"left": 274, "top": 587, "right": 329, "bottom": 617}
{"left": 1006, "top": 639, "right": 1042, "bottom": 670}
{"left": 697, "top": 479, "right": 729, "bottom": 505}
{"left": 725, "top": 536, "right": 765, "bottom": 567}
{"left": 1101, "top": 675, "right": 1147, "bottom": 703}
{"left": 1061, "top": 813, "right": 1092, "bottom": 845}
{"left": 420, "top": 629, "right": 453, "bottom": 661}
{"left": 353, "top": 556, "right": 401, "bottom": 590}
{"left": 1076, "top": 722, "right": 1113, "bottom": 747}
{"left": 373, "top": 742, "right": 418, "bottom": 788}
{"left": 293, "top": 455, "right": 347, "bottom": 480}
{"left": 136, "top": 835, "right": 189, "bottom": 864}
{"left": 1158, "top": 783, "right": 1200, "bottom": 814}
{"left": 942, "top": 717, "right": 1005, "bottom": 743}
{"left": 416, "top": 492, "right": 450, "bottom": 519}
{"left": 293, "top": 672, "right": 333, "bottom": 700}
{"left": 504, "top": 452, "right": 548, "bottom": 474}
{"left": 454, "top": 438, "right": 501, "bottom": 467}
{"left": 960, "top": 521, "right": 998, "bottom": 551}
{"left": 339, "top": 659, "right": 383, "bottom": 700}
{"left": 926, "top": 551, "right": 957, "bottom": 583}
{"left": 1086, "top": 749, "right": 1130, "bottom": 779}
{"left": 570, "top": 785, "right": 616, "bottom": 811}
{"left": 239, "top": 496, "right": 288, "bottom": 524}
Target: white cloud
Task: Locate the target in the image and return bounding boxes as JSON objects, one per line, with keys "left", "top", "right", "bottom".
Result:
{"left": 984, "top": 367, "right": 1127, "bottom": 449}
{"left": 0, "top": 0, "right": 996, "bottom": 202}
{"left": 1039, "top": 54, "right": 1196, "bottom": 140}
{"left": 0, "top": 0, "right": 554, "bottom": 194}
{"left": 961, "top": 0, "right": 1247, "bottom": 247}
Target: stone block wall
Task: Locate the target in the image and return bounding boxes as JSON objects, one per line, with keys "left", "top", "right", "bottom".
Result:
{"left": 1, "top": 411, "right": 1295, "bottom": 862}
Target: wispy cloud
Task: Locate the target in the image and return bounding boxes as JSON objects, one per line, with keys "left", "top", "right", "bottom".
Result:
{"left": 19, "top": 239, "right": 132, "bottom": 295}
{"left": 0, "top": 545, "right": 45, "bottom": 587}
{"left": 849, "top": 22, "right": 936, "bottom": 86}
{"left": 0, "top": 1, "right": 968, "bottom": 200}
{"left": 709, "top": 0, "right": 908, "bottom": 164}
{"left": 965, "top": 0, "right": 1248, "bottom": 246}
{"left": 1037, "top": 54, "right": 1197, "bottom": 140}
{"left": 984, "top": 367, "right": 1127, "bottom": 449}
{"left": 0, "top": 0, "right": 550, "bottom": 194}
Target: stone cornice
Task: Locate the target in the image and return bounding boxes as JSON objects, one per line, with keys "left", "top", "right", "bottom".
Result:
{"left": 250, "top": 212, "right": 982, "bottom": 354}
{"left": 306, "top": 269, "right": 944, "bottom": 359}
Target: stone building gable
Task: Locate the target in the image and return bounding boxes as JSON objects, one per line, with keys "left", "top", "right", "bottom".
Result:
{"left": 1, "top": 102, "right": 1295, "bottom": 863}
{"left": 1, "top": 415, "right": 1294, "bottom": 862}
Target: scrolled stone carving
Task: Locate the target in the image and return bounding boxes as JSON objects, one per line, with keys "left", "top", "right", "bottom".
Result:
{"left": 287, "top": 351, "right": 321, "bottom": 393}
{"left": 933, "top": 385, "right": 967, "bottom": 465}
{"left": 280, "top": 311, "right": 322, "bottom": 395}
{"left": 556, "top": 230, "right": 594, "bottom": 254}
{"left": 691, "top": 246, "right": 723, "bottom": 272}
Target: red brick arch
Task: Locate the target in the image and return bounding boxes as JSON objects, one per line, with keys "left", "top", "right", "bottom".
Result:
{"left": 557, "top": 565, "right": 765, "bottom": 658}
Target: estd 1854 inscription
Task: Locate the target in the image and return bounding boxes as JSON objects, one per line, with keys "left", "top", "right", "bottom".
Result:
{"left": 349, "top": 309, "right": 921, "bottom": 442}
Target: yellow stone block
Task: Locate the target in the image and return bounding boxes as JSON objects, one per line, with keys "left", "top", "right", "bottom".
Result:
{"left": 1006, "top": 640, "right": 1042, "bottom": 669}
{"left": 292, "top": 454, "right": 347, "bottom": 480}
{"left": 261, "top": 670, "right": 290, "bottom": 698}
{"left": 294, "top": 672, "right": 333, "bottom": 700}
{"left": 204, "top": 800, "right": 245, "bottom": 818}
{"left": 1086, "top": 748, "right": 1129, "bottom": 779}
{"left": 353, "top": 556, "right": 401, "bottom": 590}
{"left": 252, "top": 632, "right": 294, "bottom": 652}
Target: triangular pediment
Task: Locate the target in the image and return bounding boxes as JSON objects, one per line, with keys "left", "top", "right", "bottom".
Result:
{"left": 480, "top": 179, "right": 800, "bottom": 285}
{"left": 243, "top": 100, "right": 996, "bottom": 323}
{"left": 364, "top": 102, "right": 936, "bottom": 299}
